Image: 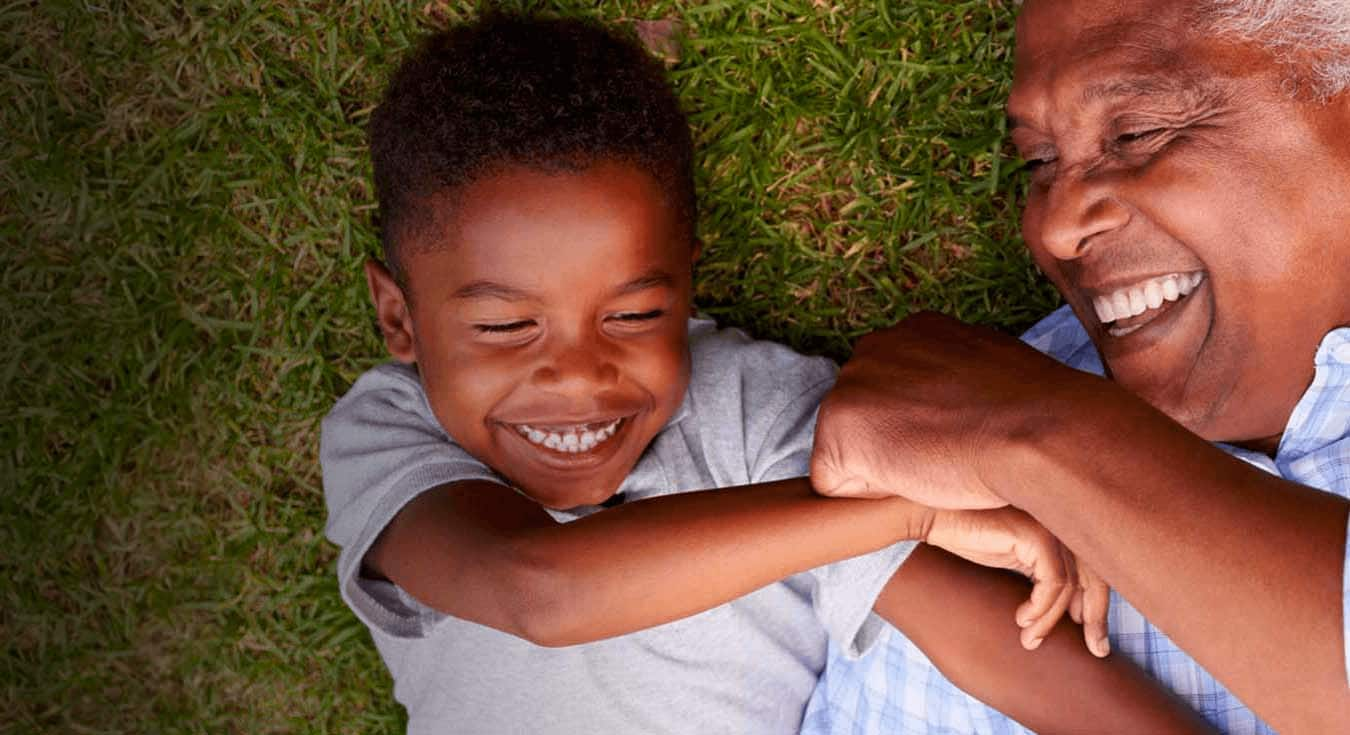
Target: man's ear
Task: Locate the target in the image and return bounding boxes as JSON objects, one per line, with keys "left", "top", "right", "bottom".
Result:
{"left": 364, "top": 259, "right": 417, "bottom": 364}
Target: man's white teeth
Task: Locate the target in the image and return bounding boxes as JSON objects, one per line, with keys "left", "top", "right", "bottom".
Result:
{"left": 516, "top": 418, "right": 621, "bottom": 453}
{"left": 1094, "top": 272, "right": 1204, "bottom": 325}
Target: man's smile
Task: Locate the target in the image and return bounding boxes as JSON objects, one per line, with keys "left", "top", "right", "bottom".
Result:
{"left": 1090, "top": 270, "right": 1206, "bottom": 337}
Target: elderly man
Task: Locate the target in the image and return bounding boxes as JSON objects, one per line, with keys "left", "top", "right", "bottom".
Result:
{"left": 802, "top": 0, "right": 1350, "bottom": 733}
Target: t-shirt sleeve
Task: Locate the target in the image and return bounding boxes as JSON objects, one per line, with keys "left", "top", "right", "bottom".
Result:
{"left": 736, "top": 341, "right": 917, "bottom": 661}
{"left": 320, "top": 363, "right": 502, "bottom": 639}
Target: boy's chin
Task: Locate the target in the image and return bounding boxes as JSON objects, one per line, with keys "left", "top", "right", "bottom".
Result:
{"left": 517, "top": 473, "right": 629, "bottom": 512}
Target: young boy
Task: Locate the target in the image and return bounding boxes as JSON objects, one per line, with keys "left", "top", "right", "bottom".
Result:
{"left": 322, "top": 13, "right": 1211, "bottom": 734}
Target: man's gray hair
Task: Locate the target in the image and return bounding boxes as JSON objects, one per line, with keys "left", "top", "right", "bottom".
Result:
{"left": 1201, "top": 0, "right": 1350, "bottom": 99}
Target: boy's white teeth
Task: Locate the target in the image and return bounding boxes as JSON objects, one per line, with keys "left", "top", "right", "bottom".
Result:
{"left": 515, "top": 418, "right": 622, "bottom": 453}
{"left": 1093, "top": 271, "right": 1204, "bottom": 326}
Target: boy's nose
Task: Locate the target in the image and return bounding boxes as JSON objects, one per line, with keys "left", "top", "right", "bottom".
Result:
{"left": 531, "top": 338, "right": 620, "bottom": 390}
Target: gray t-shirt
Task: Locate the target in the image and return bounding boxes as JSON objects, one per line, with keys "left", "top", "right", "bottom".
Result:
{"left": 321, "top": 318, "right": 915, "bottom": 735}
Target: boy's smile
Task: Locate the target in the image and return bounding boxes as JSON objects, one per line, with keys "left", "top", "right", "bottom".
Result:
{"left": 367, "top": 160, "right": 696, "bottom": 510}
{"left": 512, "top": 417, "right": 622, "bottom": 453}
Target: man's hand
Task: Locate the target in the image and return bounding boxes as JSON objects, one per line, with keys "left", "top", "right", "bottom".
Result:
{"left": 811, "top": 311, "right": 1100, "bottom": 509}
{"left": 925, "top": 506, "right": 1112, "bottom": 656}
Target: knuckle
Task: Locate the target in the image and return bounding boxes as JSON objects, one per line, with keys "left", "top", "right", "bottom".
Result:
{"left": 809, "top": 445, "right": 844, "bottom": 493}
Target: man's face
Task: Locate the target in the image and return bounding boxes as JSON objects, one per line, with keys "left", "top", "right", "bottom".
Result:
{"left": 1009, "top": 0, "right": 1350, "bottom": 448}
{"left": 373, "top": 161, "right": 694, "bottom": 509}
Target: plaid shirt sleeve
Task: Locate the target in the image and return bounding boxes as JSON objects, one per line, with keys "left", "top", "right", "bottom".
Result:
{"left": 801, "top": 308, "right": 1350, "bottom": 734}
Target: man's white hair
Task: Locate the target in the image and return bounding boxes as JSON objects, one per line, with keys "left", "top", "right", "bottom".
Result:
{"left": 1201, "top": 0, "right": 1350, "bottom": 99}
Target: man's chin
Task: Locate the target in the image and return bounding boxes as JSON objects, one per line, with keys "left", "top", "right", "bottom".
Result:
{"left": 1111, "top": 368, "right": 1241, "bottom": 441}
{"left": 1107, "top": 362, "right": 1204, "bottom": 424}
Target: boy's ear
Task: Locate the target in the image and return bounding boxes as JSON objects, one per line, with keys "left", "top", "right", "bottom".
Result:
{"left": 688, "top": 239, "right": 703, "bottom": 317}
{"left": 364, "top": 259, "right": 417, "bottom": 364}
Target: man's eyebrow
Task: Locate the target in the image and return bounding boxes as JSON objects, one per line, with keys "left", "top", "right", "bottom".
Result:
{"left": 613, "top": 270, "right": 675, "bottom": 296}
{"left": 1080, "top": 74, "right": 1219, "bottom": 105}
{"left": 1008, "top": 75, "right": 1225, "bottom": 132}
{"left": 450, "top": 280, "right": 535, "bottom": 301}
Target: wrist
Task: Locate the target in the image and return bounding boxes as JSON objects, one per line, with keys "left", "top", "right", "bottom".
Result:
{"left": 888, "top": 497, "right": 937, "bottom": 542}
{"left": 984, "top": 372, "right": 1121, "bottom": 511}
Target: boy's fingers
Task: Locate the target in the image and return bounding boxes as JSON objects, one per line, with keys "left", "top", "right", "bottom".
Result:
{"left": 1067, "top": 553, "right": 1085, "bottom": 625}
{"left": 1015, "top": 540, "right": 1073, "bottom": 649}
{"left": 1079, "top": 565, "right": 1112, "bottom": 657}
{"left": 1019, "top": 578, "right": 1073, "bottom": 650}
{"left": 1014, "top": 586, "right": 1053, "bottom": 630}
{"left": 1012, "top": 536, "right": 1061, "bottom": 626}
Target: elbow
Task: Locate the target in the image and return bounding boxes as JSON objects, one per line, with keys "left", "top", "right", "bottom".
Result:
{"left": 494, "top": 540, "right": 587, "bottom": 648}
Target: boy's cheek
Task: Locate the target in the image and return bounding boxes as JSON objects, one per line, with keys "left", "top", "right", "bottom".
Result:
{"left": 419, "top": 363, "right": 507, "bottom": 438}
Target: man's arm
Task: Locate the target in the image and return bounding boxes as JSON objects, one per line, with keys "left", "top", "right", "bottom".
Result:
{"left": 811, "top": 313, "right": 1350, "bottom": 733}
{"left": 879, "top": 545, "right": 1213, "bottom": 734}
{"left": 1002, "top": 384, "right": 1350, "bottom": 733}
{"left": 368, "top": 477, "right": 1077, "bottom": 648}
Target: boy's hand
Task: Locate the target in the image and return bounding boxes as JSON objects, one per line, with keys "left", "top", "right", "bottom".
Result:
{"left": 924, "top": 507, "right": 1111, "bottom": 656}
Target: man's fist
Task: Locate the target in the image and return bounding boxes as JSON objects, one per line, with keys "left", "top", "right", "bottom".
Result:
{"left": 811, "top": 311, "right": 1099, "bottom": 509}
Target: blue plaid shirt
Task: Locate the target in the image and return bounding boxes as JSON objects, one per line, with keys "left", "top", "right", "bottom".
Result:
{"left": 801, "top": 305, "right": 1350, "bottom": 735}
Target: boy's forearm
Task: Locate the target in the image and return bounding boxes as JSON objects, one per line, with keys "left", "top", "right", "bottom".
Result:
{"left": 516, "top": 477, "right": 933, "bottom": 645}
{"left": 877, "top": 545, "right": 1213, "bottom": 734}
{"left": 376, "top": 477, "right": 933, "bottom": 647}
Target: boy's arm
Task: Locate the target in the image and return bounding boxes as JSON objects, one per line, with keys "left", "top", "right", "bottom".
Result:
{"left": 877, "top": 545, "right": 1214, "bottom": 734}
{"left": 368, "top": 476, "right": 1072, "bottom": 648}
{"left": 369, "top": 476, "right": 931, "bottom": 646}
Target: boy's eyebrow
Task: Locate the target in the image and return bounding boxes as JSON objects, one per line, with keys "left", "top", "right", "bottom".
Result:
{"left": 449, "top": 271, "right": 674, "bottom": 302}
{"left": 613, "top": 270, "right": 675, "bottom": 296}
{"left": 451, "top": 280, "right": 534, "bottom": 302}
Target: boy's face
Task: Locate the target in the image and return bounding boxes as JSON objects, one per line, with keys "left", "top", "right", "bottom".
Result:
{"left": 367, "top": 160, "right": 696, "bottom": 510}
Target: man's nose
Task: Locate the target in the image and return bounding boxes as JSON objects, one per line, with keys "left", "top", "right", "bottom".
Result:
{"left": 1034, "top": 166, "right": 1130, "bottom": 260}
{"left": 531, "top": 332, "right": 620, "bottom": 391}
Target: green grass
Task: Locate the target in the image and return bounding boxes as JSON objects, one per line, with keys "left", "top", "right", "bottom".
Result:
{"left": 1, "top": 1, "right": 1058, "bottom": 732}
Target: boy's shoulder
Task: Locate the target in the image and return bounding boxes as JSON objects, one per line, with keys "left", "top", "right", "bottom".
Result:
{"left": 323, "top": 362, "right": 445, "bottom": 441}
{"left": 680, "top": 317, "right": 837, "bottom": 486}
{"left": 686, "top": 316, "right": 837, "bottom": 405}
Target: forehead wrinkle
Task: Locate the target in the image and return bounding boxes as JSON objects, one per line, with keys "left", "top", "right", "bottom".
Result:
{"left": 1013, "top": 23, "right": 1230, "bottom": 126}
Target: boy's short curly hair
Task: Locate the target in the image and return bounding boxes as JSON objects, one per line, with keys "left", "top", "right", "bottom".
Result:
{"left": 369, "top": 13, "right": 696, "bottom": 279}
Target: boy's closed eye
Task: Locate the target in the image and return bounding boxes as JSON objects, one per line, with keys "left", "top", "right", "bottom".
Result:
{"left": 475, "top": 320, "right": 537, "bottom": 334}
{"left": 612, "top": 309, "right": 664, "bottom": 321}
{"left": 607, "top": 309, "right": 666, "bottom": 330}
{"left": 472, "top": 310, "right": 666, "bottom": 332}
{"left": 468, "top": 309, "right": 668, "bottom": 347}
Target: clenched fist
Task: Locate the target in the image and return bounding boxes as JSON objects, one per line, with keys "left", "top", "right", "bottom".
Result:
{"left": 811, "top": 311, "right": 1105, "bottom": 509}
